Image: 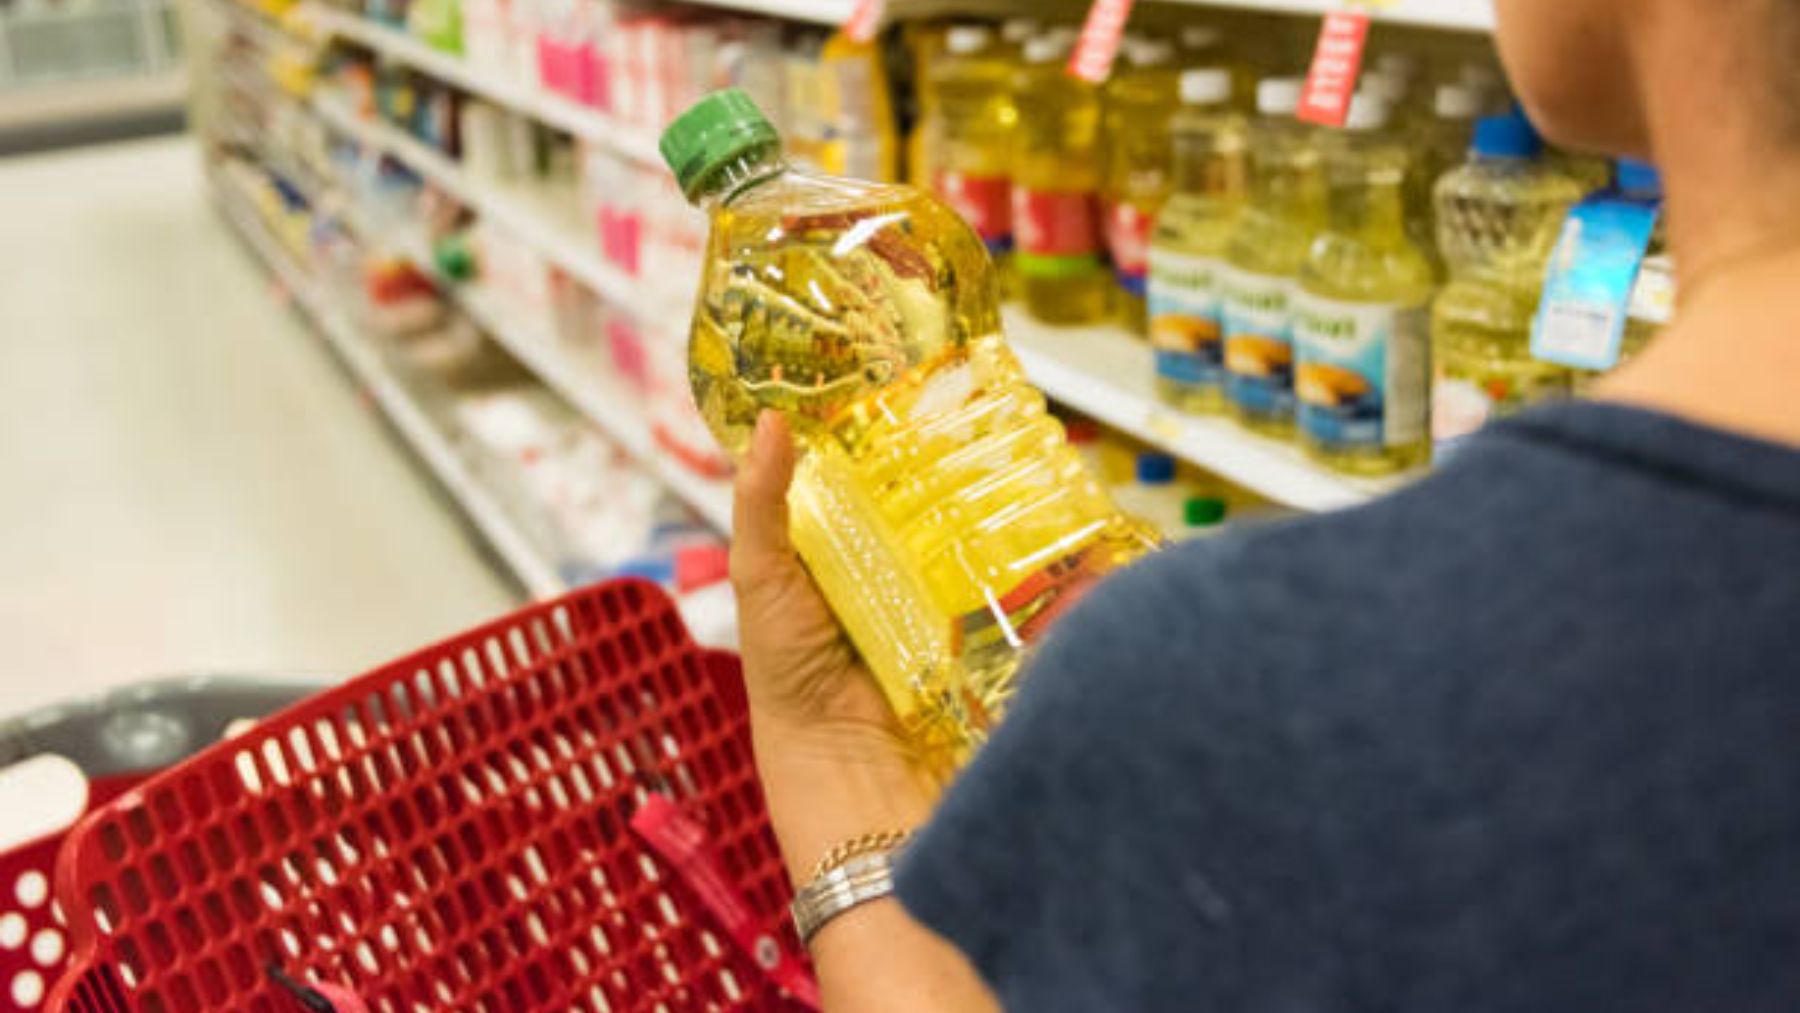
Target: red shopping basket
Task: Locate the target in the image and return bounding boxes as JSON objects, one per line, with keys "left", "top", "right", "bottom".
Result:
{"left": 44, "top": 581, "right": 816, "bottom": 1012}
{"left": 2, "top": 677, "right": 335, "bottom": 1013}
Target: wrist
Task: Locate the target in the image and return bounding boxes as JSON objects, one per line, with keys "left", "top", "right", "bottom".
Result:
{"left": 750, "top": 713, "right": 936, "bottom": 882}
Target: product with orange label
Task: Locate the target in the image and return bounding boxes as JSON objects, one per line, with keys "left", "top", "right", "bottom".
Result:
{"left": 662, "top": 89, "right": 1157, "bottom": 772}
{"left": 1148, "top": 68, "right": 1247, "bottom": 414}
{"left": 1221, "top": 78, "right": 1326, "bottom": 436}
{"left": 1101, "top": 37, "right": 1181, "bottom": 335}
{"left": 928, "top": 25, "right": 1017, "bottom": 274}
{"left": 1292, "top": 93, "right": 1435, "bottom": 475}
{"left": 1010, "top": 32, "right": 1111, "bottom": 324}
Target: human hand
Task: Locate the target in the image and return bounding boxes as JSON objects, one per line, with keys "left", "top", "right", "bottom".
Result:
{"left": 732, "top": 412, "right": 936, "bottom": 876}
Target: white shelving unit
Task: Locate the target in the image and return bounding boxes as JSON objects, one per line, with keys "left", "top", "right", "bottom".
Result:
{"left": 300, "top": 4, "right": 664, "bottom": 163}
{"left": 336, "top": 204, "right": 735, "bottom": 530}
{"left": 214, "top": 181, "right": 569, "bottom": 597}
{"left": 1007, "top": 309, "right": 1408, "bottom": 512}
{"left": 253, "top": 1, "right": 1477, "bottom": 514}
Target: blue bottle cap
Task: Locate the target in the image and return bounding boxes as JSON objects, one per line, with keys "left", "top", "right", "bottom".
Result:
{"left": 1471, "top": 110, "right": 1542, "bottom": 159}
{"left": 1136, "top": 453, "right": 1177, "bottom": 485}
{"left": 1614, "top": 158, "right": 1662, "bottom": 196}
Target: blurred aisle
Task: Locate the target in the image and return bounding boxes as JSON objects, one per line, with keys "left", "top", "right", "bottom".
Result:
{"left": 0, "top": 136, "right": 519, "bottom": 717}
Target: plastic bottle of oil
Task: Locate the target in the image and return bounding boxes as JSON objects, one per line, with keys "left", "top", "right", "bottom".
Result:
{"left": 1148, "top": 68, "right": 1247, "bottom": 413}
{"left": 1293, "top": 94, "right": 1436, "bottom": 474}
{"left": 1222, "top": 78, "right": 1326, "bottom": 436}
{"left": 929, "top": 25, "right": 1017, "bottom": 282}
{"left": 1102, "top": 37, "right": 1182, "bottom": 335}
{"left": 1571, "top": 158, "right": 1670, "bottom": 391}
{"left": 661, "top": 89, "right": 1156, "bottom": 771}
{"left": 1430, "top": 110, "right": 1584, "bottom": 453}
{"left": 1011, "top": 32, "right": 1112, "bottom": 324}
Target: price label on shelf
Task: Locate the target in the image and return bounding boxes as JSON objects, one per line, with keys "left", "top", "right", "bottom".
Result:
{"left": 1068, "top": 0, "right": 1138, "bottom": 84}
{"left": 842, "top": 0, "right": 885, "bottom": 44}
{"left": 1146, "top": 409, "right": 1186, "bottom": 444}
{"left": 1297, "top": 10, "right": 1372, "bottom": 127}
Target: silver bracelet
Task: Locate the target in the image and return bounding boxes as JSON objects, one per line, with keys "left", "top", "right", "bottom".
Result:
{"left": 790, "top": 848, "right": 902, "bottom": 945}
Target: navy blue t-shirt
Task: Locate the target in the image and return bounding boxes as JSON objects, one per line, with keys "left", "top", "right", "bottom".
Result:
{"left": 896, "top": 402, "right": 1800, "bottom": 1011}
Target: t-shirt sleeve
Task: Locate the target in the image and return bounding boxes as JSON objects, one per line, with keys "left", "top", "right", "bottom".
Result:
{"left": 894, "top": 538, "right": 1347, "bottom": 1011}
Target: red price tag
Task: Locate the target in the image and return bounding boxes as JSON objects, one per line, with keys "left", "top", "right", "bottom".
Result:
{"left": 1297, "top": 11, "right": 1371, "bottom": 127}
{"left": 1067, "top": 0, "right": 1137, "bottom": 84}
{"left": 843, "top": 0, "right": 885, "bottom": 44}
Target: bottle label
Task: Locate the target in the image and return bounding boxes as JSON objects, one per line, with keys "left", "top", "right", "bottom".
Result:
{"left": 1627, "top": 252, "right": 1676, "bottom": 326}
{"left": 1531, "top": 195, "right": 1660, "bottom": 371}
{"left": 953, "top": 541, "right": 1113, "bottom": 665}
{"left": 1220, "top": 266, "right": 1296, "bottom": 418}
{"left": 935, "top": 170, "right": 1014, "bottom": 255}
{"left": 1148, "top": 248, "right": 1226, "bottom": 387}
{"left": 1013, "top": 187, "right": 1102, "bottom": 278}
{"left": 1102, "top": 200, "right": 1155, "bottom": 297}
{"left": 1293, "top": 294, "right": 1429, "bottom": 449}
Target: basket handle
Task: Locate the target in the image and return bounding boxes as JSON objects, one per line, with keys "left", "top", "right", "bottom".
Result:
{"left": 0, "top": 674, "right": 335, "bottom": 778}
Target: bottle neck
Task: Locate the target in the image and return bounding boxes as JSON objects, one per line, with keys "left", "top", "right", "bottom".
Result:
{"left": 1327, "top": 143, "right": 1410, "bottom": 242}
{"left": 1171, "top": 118, "right": 1247, "bottom": 198}
{"left": 694, "top": 147, "right": 787, "bottom": 210}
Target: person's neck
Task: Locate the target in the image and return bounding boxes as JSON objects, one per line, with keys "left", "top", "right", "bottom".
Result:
{"left": 1594, "top": 20, "right": 1800, "bottom": 449}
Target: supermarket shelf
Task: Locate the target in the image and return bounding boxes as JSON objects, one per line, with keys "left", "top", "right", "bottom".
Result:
{"left": 677, "top": 0, "right": 851, "bottom": 24}
{"left": 1006, "top": 308, "right": 1409, "bottom": 512}
{"left": 213, "top": 178, "right": 568, "bottom": 597}
{"left": 311, "top": 96, "right": 638, "bottom": 307}
{"left": 300, "top": 5, "right": 664, "bottom": 163}
{"left": 334, "top": 203, "right": 734, "bottom": 530}
{"left": 1146, "top": 0, "right": 1492, "bottom": 31}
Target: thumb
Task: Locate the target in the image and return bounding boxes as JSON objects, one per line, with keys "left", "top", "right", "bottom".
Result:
{"left": 732, "top": 412, "right": 800, "bottom": 583}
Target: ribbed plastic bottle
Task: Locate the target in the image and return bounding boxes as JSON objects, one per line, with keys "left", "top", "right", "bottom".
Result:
{"left": 1430, "top": 110, "right": 1584, "bottom": 454}
{"left": 1221, "top": 77, "right": 1326, "bottom": 437}
{"left": 928, "top": 25, "right": 1017, "bottom": 280}
{"left": 1148, "top": 68, "right": 1247, "bottom": 413}
{"left": 661, "top": 89, "right": 1157, "bottom": 772}
{"left": 1293, "top": 93, "right": 1436, "bottom": 475}
{"left": 1010, "top": 31, "right": 1112, "bottom": 324}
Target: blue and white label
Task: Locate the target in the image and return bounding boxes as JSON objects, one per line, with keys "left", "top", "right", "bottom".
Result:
{"left": 1220, "top": 266, "right": 1296, "bottom": 419}
{"left": 1531, "top": 196, "right": 1660, "bottom": 371}
{"left": 1294, "top": 294, "right": 1429, "bottom": 449}
{"left": 1148, "top": 248, "right": 1226, "bottom": 389}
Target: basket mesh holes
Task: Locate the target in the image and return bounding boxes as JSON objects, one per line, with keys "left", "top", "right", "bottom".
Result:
{"left": 171, "top": 906, "right": 202, "bottom": 952}
{"left": 198, "top": 958, "right": 229, "bottom": 1005}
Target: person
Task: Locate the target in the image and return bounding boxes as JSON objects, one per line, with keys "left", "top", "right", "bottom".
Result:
{"left": 731, "top": 0, "right": 1800, "bottom": 1008}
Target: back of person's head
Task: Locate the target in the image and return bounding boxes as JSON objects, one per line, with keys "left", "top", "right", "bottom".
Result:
{"left": 1493, "top": 0, "right": 1800, "bottom": 159}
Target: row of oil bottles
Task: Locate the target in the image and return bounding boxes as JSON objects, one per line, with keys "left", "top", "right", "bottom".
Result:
{"left": 910, "top": 19, "right": 1666, "bottom": 478}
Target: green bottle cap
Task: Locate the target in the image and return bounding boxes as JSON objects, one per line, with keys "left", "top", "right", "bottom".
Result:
{"left": 432, "top": 234, "right": 476, "bottom": 282}
{"left": 659, "top": 88, "right": 781, "bottom": 202}
{"left": 1185, "top": 497, "right": 1228, "bottom": 528}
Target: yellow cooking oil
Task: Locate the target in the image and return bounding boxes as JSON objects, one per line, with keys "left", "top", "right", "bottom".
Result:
{"left": 1430, "top": 110, "right": 1584, "bottom": 454}
{"left": 1010, "top": 32, "right": 1112, "bottom": 324}
{"left": 929, "top": 25, "right": 1018, "bottom": 289}
{"left": 1221, "top": 78, "right": 1326, "bottom": 438}
{"left": 903, "top": 22, "right": 951, "bottom": 186}
{"left": 661, "top": 89, "right": 1156, "bottom": 773}
{"left": 1101, "top": 37, "right": 1181, "bottom": 336}
{"left": 1148, "top": 68, "right": 1247, "bottom": 414}
{"left": 1293, "top": 94, "right": 1436, "bottom": 475}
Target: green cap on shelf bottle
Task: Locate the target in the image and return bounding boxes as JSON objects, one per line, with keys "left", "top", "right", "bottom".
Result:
{"left": 658, "top": 88, "right": 782, "bottom": 202}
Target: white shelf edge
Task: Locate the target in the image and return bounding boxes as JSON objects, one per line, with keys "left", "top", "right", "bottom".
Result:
{"left": 1006, "top": 308, "right": 1408, "bottom": 512}
{"left": 679, "top": 0, "right": 851, "bottom": 24}
{"left": 337, "top": 204, "right": 735, "bottom": 531}
{"left": 311, "top": 96, "right": 640, "bottom": 307}
{"left": 1144, "top": 0, "right": 1492, "bottom": 31}
{"left": 214, "top": 179, "right": 568, "bottom": 598}
{"left": 300, "top": 4, "right": 665, "bottom": 163}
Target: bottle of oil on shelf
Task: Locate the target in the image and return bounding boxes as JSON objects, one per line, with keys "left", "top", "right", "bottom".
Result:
{"left": 1102, "top": 37, "right": 1182, "bottom": 335}
{"left": 1221, "top": 77, "right": 1326, "bottom": 437}
{"left": 662, "top": 89, "right": 1157, "bottom": 772}
{"left": 1147, "top": 68, "right": 1247, "bottom": 414}
{"left": 929, "top": 25, "right": 1018, "bottom": 286}
{"left": 1293, "top": 93, "right": 1436, "bottom": 475}
{"left": 1011, "top": 32, "right": 1112, "bottom": 324}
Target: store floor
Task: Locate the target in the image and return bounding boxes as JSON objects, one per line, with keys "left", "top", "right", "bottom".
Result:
{"left": 0, "top": 135, "right": 519, "bottom": 720}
